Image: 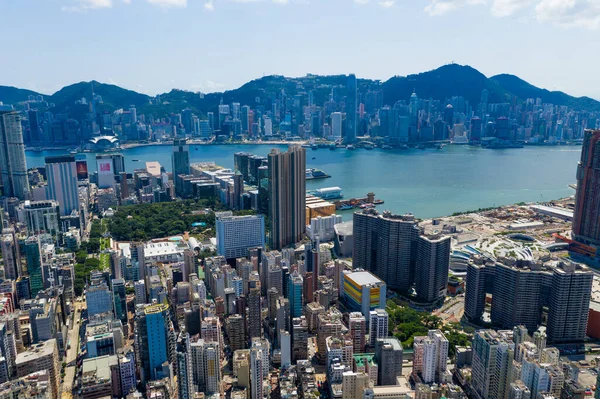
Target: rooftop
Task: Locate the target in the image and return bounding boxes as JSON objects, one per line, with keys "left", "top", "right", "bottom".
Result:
{"left": 344, "top": 270, "right": 383, "bottom": 287}
{"left": 16, "top": 339, "right": 56, "bottom": 365}
{"left": 82, "top": 355, "right": 118, "bottom": 383}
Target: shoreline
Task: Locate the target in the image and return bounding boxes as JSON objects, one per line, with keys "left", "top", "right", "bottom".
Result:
{"left": 26, "top": 140, "right": 308, "bottom": 153}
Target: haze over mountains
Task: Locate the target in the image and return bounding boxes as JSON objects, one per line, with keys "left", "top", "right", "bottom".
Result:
{"left": 1, "top": 64, "right": 599, "bottom": 118}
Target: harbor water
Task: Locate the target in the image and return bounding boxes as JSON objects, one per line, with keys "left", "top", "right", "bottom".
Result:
{"left": 26, "top": 144, "right": 581, "bottom": 220}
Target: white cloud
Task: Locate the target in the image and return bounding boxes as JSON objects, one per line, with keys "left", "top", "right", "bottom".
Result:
{"left": 273, "top": 0, "right": 289, "bottom": 4}
{"left": 62, "top": 0, "right": 112, "bottom": 12}
{"left": 146, "top": 0, "right": 188, "bottom": 7}
{"left": 204, "top": 0, "right": 215, "bottom": 10}
{"left": 535, "top": 0, "right": 600, "bottom": 29}
{"left": 379, "top": 0, "right": 395, "bottom": 7}
{"left": 491, "top": 0, "right": 534, "bottom": 17}
{"left": 423, "top": 0, "right": 600, "bottom": 29}
{"left": 424, "top": 0, "right": 485, "bottom": 16}
{"left": 354, "top": 0, "right": 370, "bottom": 4}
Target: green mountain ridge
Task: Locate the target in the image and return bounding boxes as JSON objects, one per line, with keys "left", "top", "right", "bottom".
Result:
{"left": 1, "top": 64, "right": 598, "bottom": 117}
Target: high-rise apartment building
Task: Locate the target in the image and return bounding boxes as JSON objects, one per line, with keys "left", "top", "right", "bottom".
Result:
{"left": 45, "top": 155, "right": 80, "bottom": 216}
{"left": 268, "top": 146, "right": 306, "bottom": 250}
{"left": 250, "top": 347, "right": 265, "bottom": 399}
{"left": 412, "top": 330, "right": 448, "bottom": 384}
{"left": 227, "top": 314, "right": 246, "bottom": 352}
{"left": 247, "top": 281, "right": 262, "bottom": 341}
{"left": 176, "top": 333, "right": 195, "bottom": 399}
{"left": 15, "top": 339, "right": 60, "bottom": 399}
{"left": 348, "top": 312, "right": 366, "bottom": 354}
{"left": 20, "top": 200, "right": 60, "bottom": 239}
{"left": 465, "top": 258, "right": 592, "bottom": 342}
{"left": 471, "top": 330, "right": 515, "bottom": 399}
{"left": 353, "top": 210, "right": 419, "bottom": 293}
{"left": 0, "top": 111, "right": 30, "bottom": 200}
{"left": 546, "top": 261, "right": 592, "bottom": 343}
{"left": 573, "top": 129, "right": 600, "bottom": 246}
{"left": 216, "top": 214, "right": 265, "bottom": 259}
{"left": 368, "top": 309, "right": 389, "bottom": 347}
{"left": 415, "top": 233, "right": 451, "bottom": 303}
{"left": 375, "top": 338, "right": 403, "bottom": 386}
{"left": 191, "top": 338, "right": 220, "bottom": 395}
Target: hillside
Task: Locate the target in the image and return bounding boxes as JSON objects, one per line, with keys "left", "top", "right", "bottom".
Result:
{"left": 1, "top": 64, "right": 599, "bottom": 116}
{"left": 490, "top": 74, "right": 600, "bottom": 111}
{"left": 0, "top": 86, "right": 47, "bottom": 105}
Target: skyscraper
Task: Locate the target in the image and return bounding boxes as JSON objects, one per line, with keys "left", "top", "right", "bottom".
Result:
{"left": 0, "top": 111, "right": 30, "bottom": 200}
{"left": 415, "top": 233, "right": 451, "bottom": 303}
{"left": 1, "top": 228, "right": 21, "bottom": 280}
{"left": 172, "top": 138, "right": 190, "bottom": 198}
{"left": 330, "top": 112, "right": 343, "bottom": 140}
{"left": 112, "top": 279, "right": 127, "bottom": 324}
{"left": 45, "top": 155, "right": 80, "bottom": 216}
{"left": 345, "top": 74, "right": 357, "bottom": 144}
{"left": 352, "top": 210, "right": 419, "bottom": 293}
{"left": 287, "top": 270, "right": 303, "bottom": 318}
{"left": 268, "top": 146, "right": 306, "bottom": 250}
{"left": 24, "top": 237, "right": 43, "bottom": 297}
{"left": 547, "top": 261, "right": 592, "bottom": 343}
{"left": 135, "top": 303, "right": 175, "bottom": 382}
{"left": 573, "top": 129, "right": 600, "bottom": 247}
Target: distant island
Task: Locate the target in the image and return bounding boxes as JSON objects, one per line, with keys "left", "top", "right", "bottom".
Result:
{"left": 1, "top": 63, "right": 598, "bottom": 151}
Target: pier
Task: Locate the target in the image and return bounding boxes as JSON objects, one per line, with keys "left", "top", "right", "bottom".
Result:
{"left": 334, "top": 192, "right": 384, "bottom": 210}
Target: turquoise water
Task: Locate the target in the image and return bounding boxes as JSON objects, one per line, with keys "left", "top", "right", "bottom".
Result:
{"left": 26, "top": 144, "right": 581, "bottom": 219}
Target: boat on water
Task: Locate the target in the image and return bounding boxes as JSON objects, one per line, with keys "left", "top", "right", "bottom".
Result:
{"left": 400, "top": 144, "right": 409, "bottom": 150}
{"left": 373, "top": 199, "right": 385, "bottom": 205}
{"left": 346, "top": 145, "right": 355, "bottom": 150}
{"left": 306, "top": 168, "right": 331, "bottom": 180}
{"left": 312, "top": 157, "right": 316, "bottom": 160}
{"left": 416, "top": 144, "right": 426, "bottom": 150}
{"left": 338, "top": 204, "right": 353, "bottom": 211}
{"left": 329, "top": 144, "right": 337, "bottom": 150}
{"left": 381, "top": 145, "right": 392, "bottom": 149}
{"left": 435, "top": 143, "right": 445, "bottom": 150}
{"left": 301, "top": 144, "right": 311, "bottom": 148}
{"left": 365, "top": 145, "right": 374, "bottom": 150}
{"left": 309, "top": 186, "right": 343, "bottom": 200}
{"left": 360, "top": 203, "right": 375, "bottom": 209}
{"left": 132, "top": 159, "right": 140, "bottom": 162}
{"left": 311, "top": 144, "right": 318, "bottom": 150}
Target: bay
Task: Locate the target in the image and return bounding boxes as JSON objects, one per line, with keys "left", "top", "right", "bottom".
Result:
{"left": 26, "top": 144, "right": 581, "bottom": 220}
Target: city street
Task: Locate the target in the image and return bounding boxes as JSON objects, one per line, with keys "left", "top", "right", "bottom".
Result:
{"left": 62, "top": 299, "right": 85, "bottom": 399}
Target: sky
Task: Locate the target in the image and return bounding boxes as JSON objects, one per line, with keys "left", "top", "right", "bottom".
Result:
{"left": 1, "top": 0, "right": 600, "bottom": 100}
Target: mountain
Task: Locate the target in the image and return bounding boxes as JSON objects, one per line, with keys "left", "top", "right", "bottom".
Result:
{"left": 1, "top": 64, "right": 599, "bottom": 116}
{"left": 490, "top": 74, "right": 600, "bottom": 111}
{"left": 0, "top": 86, "right": 47, "bottom": 105}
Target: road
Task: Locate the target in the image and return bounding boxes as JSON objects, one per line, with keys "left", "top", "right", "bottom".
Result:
{"left": 62, "top": 299, "right": 85, "bottom": 399}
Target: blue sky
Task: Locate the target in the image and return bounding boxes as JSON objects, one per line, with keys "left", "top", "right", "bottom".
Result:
{"left": 2, "top": 0, "right": 599, "bottom": 100}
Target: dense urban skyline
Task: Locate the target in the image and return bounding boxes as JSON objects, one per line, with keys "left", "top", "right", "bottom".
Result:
{"left": 2, "top": 0, "right": 600, "bottom": 99}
